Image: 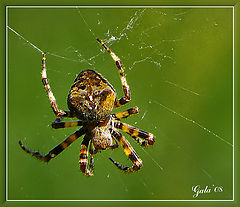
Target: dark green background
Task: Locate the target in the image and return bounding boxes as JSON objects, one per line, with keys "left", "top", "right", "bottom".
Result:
{"left": 5, "top": 5, "right": 235, "bottom": 204}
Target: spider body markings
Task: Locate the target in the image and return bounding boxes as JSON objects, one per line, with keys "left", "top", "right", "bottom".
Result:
{"left": 19, "top": 38, "right": 155, "bottom": 176}
{"left": 68, "top": 69, "right": 116, "bottom": 121}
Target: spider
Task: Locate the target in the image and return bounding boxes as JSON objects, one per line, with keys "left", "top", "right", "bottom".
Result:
{"left": 19, "top": 38, "right": 155, "bottom": 176}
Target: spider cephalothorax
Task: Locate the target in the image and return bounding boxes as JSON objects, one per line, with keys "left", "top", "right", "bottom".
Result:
{"left": 19, "top": 38, "right": 155, "bottom": 176}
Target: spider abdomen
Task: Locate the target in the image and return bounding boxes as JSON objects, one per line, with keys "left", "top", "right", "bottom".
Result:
{"left": 67, "top": 69, "right": 116, "bottom": 121}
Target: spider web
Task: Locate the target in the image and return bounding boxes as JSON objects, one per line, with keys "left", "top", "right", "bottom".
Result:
{"left": 7, "top": 6, "right": 233, "bottom": 201}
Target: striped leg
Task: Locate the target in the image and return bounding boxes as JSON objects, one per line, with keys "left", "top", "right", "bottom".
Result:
{"left": 42, "top": 53, "right": 70, "bottom": 117}
{"left": 19, "top": 127, "right": 85, "bottom": 162}
{"left": 97, "top": 39, "right": 130, "bottom": 108}
{"left": 114, "top": 121, "right": 155, "bottom": 147}
{"left": 109, "top": 128, "right": 142, "bottom": 172}
{"left": 112, "top": 106, "right": 139, "bottom": 120}
{"left": 52, "top": 118, "right": 83, "bottom": 129}
{"left": 79, "top": 137, "right": 94, "bottom": 176}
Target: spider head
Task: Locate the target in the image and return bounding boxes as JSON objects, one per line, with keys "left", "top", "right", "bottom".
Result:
{"left": 91, "top": 118, "right": 114, "bottom": 151}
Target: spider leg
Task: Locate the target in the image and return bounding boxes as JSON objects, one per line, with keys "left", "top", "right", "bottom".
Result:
{"left": 109, "top": 128, "right": 142, "bottom": 172}
{"left": 51, "top": 118, "right": 83, "bottom": 129}
{"left": 19, "top": 127, "right": 85, "bottom": 162}
{"left": 111, "top": 106, "right": 139, "bottom": 120}
{"left": 88, "top": 141, "right": 96, "bottom": 173}
{"left": 42, "top": 53, "right": 74, "bottom": 117}
{"left": 79, "top": 136, "right": 94, "bottom": 176}
{"left": 114, "top": 121, "right": 155, "bottom": 146}
{"left": 97, "top": 39, "right": 130, "bottom": 108}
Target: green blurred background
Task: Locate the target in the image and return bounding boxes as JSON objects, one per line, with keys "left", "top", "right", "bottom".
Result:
{"left": 7, "top": 7, "right": 233, "bottom": 200}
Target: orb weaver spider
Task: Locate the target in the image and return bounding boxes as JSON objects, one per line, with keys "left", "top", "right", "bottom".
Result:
{"left": 19, "top": 38, "right": 155, "bottom": 176}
